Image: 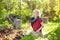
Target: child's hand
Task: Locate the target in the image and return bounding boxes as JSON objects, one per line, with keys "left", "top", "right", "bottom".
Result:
{"left": 32, "top": 31, "right": 37, "bottom": 34}
{"left": 23, "top": 29, "right": 27, "bottom": 35}
{"left": 36, "top": 27, "right": 42, "bottom": 33}
{"left": 36, "top": 30, "right": 40, "bottom": 33}
{"left": 36, "top": 30, "right": 39, "bottom": 33}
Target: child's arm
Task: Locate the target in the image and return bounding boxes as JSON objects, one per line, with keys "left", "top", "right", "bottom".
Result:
{"left": 36, "top": 22, "right": 44, "bottom": 33}
{"left": 24, "top": 23, "right": 31, "bottom": 32}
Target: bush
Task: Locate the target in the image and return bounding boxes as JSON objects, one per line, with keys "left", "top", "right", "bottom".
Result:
{"left": 21, "top": 34, "right": 36, "bottom": 40}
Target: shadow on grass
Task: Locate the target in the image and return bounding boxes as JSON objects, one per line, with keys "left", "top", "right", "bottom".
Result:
{"left": 45, "top": 24, "right": 60, "bottom": 40}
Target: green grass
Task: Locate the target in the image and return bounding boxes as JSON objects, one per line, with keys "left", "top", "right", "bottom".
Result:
{"left": 0, "top": 22, "right": 59, "bottom": 40}
{"left": 43, "top": 22, "right": 60, "bottom": 35}
{"left": 21, "top": 22, "right": 60, "bottom": 40}
{"left": 44, "top": 22, "right": 60, "bottom": 40}
{"left": 21, "top": 34, "right": 36, "bottom": 40}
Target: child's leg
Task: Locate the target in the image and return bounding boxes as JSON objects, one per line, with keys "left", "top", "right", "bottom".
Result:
{"left": 30, "top": 31, "right": 38, "bottom": 37}
{"left": 40, "top": 31, "right": 44, "bottom": 40}
{"left": 40, "top": 32, "right": 44, "bottom": 38}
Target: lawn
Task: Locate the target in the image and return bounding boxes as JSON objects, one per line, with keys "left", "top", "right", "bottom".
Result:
{"left": 21, "top": 22, "right": 60, "bottom": 40}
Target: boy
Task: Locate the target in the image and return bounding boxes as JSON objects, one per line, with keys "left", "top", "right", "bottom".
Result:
{"left": 24, "top": 9, "right": 44, "bottom": 40}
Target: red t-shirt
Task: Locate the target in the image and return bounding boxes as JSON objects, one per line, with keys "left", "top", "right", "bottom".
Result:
{"left": 31, "top": 18, "right": 42, "bottom": 32}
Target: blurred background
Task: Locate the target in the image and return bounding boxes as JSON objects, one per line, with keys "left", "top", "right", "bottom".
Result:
{"left": 0, "top": 0, "right": 60, "bottom": 40}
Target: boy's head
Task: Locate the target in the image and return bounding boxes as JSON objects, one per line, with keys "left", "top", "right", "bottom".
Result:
{"left": 33, "top": 9, "right": 40, "bottom": 17}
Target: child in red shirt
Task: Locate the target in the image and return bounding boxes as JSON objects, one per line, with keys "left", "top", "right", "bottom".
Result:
{"left": 24, "top": 9, "right": 44, "bottom": 39}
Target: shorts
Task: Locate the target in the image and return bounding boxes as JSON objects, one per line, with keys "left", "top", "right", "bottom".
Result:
{"left": 30, "top": 31, "right": 44, "bottom": 38}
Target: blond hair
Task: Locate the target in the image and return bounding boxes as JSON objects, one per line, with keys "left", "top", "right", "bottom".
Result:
{"left": 33, "top": 9, "right": 41, "bottom": 17}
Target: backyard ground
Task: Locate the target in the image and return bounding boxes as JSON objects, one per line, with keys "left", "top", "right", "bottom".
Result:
{"left": 21, "top": 22, "right": 60, "bottom": 40}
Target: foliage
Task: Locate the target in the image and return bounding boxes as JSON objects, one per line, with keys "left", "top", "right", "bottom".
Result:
{"left": 0, "top": 0, "right": 60, "bottom": 24}
{"left": 45, "top": 23, "right": 60, "bottom": 40}
{"left": 21, "top": 34, "right": 36, "bottom": 40}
